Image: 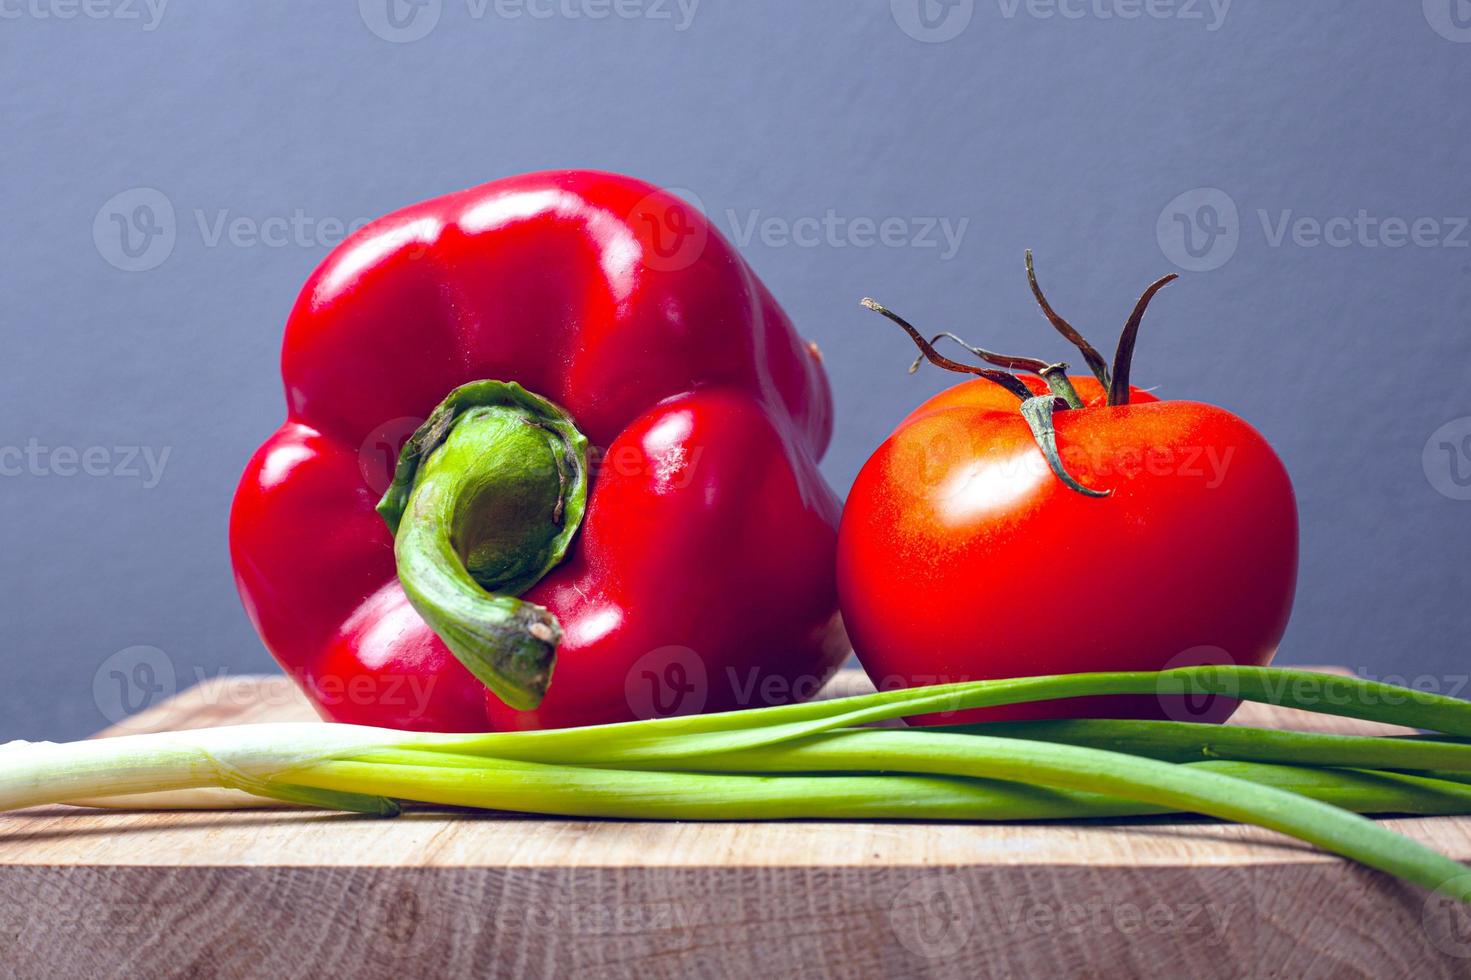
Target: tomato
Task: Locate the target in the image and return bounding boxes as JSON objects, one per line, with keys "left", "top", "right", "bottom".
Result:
{"left": 840, "top": 264, "right": 1298, "bottom": 724}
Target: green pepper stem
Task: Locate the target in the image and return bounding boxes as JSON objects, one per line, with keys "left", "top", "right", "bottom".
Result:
{"left": 377, "top": 381, "right": 589, "bottom": 710}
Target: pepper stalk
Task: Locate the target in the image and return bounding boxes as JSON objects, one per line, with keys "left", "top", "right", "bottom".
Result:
{"left": 377, "top": 380, "right": 590, "bottom": 710}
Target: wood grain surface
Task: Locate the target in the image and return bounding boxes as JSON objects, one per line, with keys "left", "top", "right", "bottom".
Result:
{"left": 3, "top": 668, "right": 1471, "bottom": 979}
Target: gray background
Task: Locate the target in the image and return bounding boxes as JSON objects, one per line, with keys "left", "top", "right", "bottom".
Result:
{"left": 2, "top": 2, "right": 1469, "bottom": 740}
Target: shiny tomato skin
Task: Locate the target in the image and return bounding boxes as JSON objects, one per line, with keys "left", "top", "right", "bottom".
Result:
{"left": 838, "top": 380, "right": 1297, "bottom": 725}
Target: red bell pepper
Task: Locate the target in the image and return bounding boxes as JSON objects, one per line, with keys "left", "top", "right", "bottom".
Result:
{"left": 229, "top": 171, "right": 847, "bottom": 732}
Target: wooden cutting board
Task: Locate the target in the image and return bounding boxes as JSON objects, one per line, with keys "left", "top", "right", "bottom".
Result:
{"left": 3, "top": 668, "right": 1471, "bottom": 979}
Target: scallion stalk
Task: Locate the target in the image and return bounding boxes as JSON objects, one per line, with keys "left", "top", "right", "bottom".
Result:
{"left": 412, "top": 666, "right": 1471, "bottom": 765}
{"left": 936, "top": 719, "right": 1471, "bottom": 771}
{"left": 4, "top": 667, "right": 1471, "bottom": 904}
{"left": 434, "top": 728, "right": 1471, "bottom": 899}
{"left": 281, "top": 755, "right": 1471, "bottom": 822}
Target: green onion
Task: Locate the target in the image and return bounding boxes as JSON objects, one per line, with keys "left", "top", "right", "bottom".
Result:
{"left": 283, "top": 754, "right": 1471, "bottom": 821}
{"left": 469, "top": 728, "right": 1471, "bottom": 898}
{"left": 3, "top": 667, "right": 1471, "bottom": 905}
{"left": 411, "top": 666, "right": 1471, "bottom": 765}
{"left": 937, "top": 719, "right": 1471, "bottom": 771}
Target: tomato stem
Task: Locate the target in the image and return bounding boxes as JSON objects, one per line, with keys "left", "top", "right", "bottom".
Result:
{"left": 860, "top": 298, "right": 1033, "bottom": 401}
{"left": 862, "top": 297, "right": 1107, "bottom": 498}
{"left": 1024, "top": 250, "right": 1113, "bottom": 390}
{"left": 865, "top": 256, "right": 1180, "bottom": 498}
{"left": 909, "top": 331, "right": 1085, "bottom": 410}
{"left": 1019, "top": 396, "right": 1110, "bottom": 498}
{"left": 1037, "top": 364, "right": 1086, "bottom": 410}
{"left": 1108, "top": 273, "right": 1179, "bottom": 406}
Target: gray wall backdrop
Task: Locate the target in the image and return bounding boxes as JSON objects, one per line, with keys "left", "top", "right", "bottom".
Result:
{"left": 3, "top": 2, "right": 1469, "bottom": 739}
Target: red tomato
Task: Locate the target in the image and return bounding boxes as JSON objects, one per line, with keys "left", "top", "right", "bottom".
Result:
{"left": 837, "top": 375, "right": 1298, "bottom": 724}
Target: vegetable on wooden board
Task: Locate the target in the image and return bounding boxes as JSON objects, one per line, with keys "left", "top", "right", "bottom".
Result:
{"left": 841, "top": 256, "right": 1297, "bottom": 724}
{"left": 5, "top": 667, "right": 1471, "bottom": 905}
{"left": 230, "top": 171, "right": 846, "bottom": 734}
